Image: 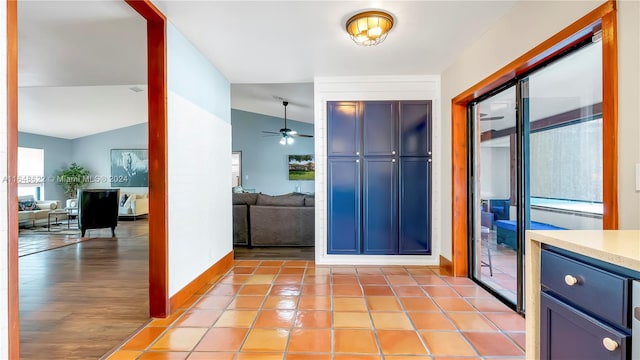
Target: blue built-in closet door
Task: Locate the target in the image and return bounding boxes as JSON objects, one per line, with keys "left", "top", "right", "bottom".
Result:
{"left": 399, "top": 101, "right": 431, "bottom": 157}
{"left": 399, "top": 157, "right": 431, "bottom": 254}
{"left": 363, "top": 157, "right": 398, "bottom": 254}
{"left": 363, "top": 101, "right": 397, "bottom": 156}
{"left": 327, "top": 157, "right": 361, "bottom": 254}
{"left": 328, "top": 102, "right": 360, "bottom": 157}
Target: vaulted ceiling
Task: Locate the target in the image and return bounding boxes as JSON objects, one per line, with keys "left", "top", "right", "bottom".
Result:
{"left": 18, "top": 1, "right": 519, "bottom": 138}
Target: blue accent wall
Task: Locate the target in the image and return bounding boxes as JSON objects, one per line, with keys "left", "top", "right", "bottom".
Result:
{"left": 232, "top": 109, "right": 315, "bottom": 195}
{"left": 18, "top": 132, "right": 72, "bottom": 203}
{"left": 167, "top": 22, "right": 230, "bottom": 123}
{"left": 18, "top": 124, "right": 149, "bottom": 202}
{"left": 71, "top": 123, "right": 148, "bottom": 193}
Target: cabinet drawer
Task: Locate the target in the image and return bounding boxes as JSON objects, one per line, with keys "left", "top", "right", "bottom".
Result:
{"left": 541, "top": 249, "right": 630, "bottom": 328}
{"left": 540, "top": 292, "right": 629, "bottom": 360}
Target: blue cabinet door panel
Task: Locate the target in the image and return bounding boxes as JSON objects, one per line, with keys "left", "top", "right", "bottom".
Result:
{"left": 540, "top": 292, "right": 629, "bottom": 360}
{"left": 399, "top": 101, "right": 431, "bottom": 157}
{"left": 327, "top": 158, "right": 361, "bottom": 254}
{"left": 363, "top": 102, "right": 397, "bottom": 156}
{"left": 328, "top": 102, "right": 360, "bottom": 157}
{"left": 399, "top": 158, "right": 431, "bottom": 254}
{"left": 363, "top": 158, "right": 398, "bottom": 254}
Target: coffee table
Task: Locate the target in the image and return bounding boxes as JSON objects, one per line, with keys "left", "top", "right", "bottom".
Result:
{"left": 48, "top": 209, "right": 70, "bottom": 231}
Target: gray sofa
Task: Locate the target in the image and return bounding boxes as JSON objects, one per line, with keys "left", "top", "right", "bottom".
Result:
{"left": 233, "top": 192, "right": 314, "bottom": 247}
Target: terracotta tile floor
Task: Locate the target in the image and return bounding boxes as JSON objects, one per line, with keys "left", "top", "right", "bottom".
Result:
{"left": 106, "top": 260, "right": 525, "bottom": 359}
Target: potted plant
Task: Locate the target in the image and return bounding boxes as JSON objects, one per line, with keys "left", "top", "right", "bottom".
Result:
{"left": 57, "top": 163, "right": 90, "bottom": 199}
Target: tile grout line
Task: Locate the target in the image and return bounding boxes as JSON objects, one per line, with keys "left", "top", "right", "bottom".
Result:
{"left": 394, "top": 265, "right": 434, "bottom": 357}
{"left": 281, "top": 260, "right": 308, "bottom": 360}
{"left": 232, "top": 259, "right": 280, "bottom": 356}
{"left": 116, "top": 260, "right": 525, "bottom": 360}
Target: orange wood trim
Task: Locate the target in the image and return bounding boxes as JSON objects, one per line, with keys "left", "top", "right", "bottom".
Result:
{"left": 601, "top": 7, "right": 618, "bottom": 229}
{"left": 439, "top": 255, "right": 453, "bottom": 276}
{"left": 451, "top": 102, "right": 468, "bottom": 277}
{"left": 7, "top": 1, "right": 18, "bottom": 358}
{"left": 125, "top": 0, "right": 169, "bottom": 318}
{"left": 452, "top": 1, "right": 615, "bottom": 105}
{"left": 125, "top": 0, "right": 166, "bottom": 22}
{"left": 169, "top": 251, "right": 234, "bottom": 312}
{"left": 451, "top": 2, "right": 617, "bottom": 276}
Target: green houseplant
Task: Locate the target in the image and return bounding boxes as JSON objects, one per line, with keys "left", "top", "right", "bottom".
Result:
{"left": 57, "top": 163, "right": 90, "bottom": 199}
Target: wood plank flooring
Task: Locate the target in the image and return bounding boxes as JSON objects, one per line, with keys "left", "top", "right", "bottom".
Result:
{"left": 19, "top": 220, "right": 150, "bottom": 360}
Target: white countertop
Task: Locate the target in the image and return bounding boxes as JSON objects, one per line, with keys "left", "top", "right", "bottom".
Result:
{"left": 527, "top": 230, "right": 640, "bottom": 271}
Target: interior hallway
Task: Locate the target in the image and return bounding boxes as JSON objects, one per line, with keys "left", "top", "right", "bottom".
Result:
{"left": 19, "top": 220, "right": 150, "bottom": 359}
{"left": 107, "top": 259, "right": 525, "bottom": 359}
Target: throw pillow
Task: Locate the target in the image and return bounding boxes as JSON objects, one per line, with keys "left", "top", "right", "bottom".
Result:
{"left": 120, "top": 194, "right": 129, "bottom": 207}
{"left": 18, "top": 200, "right": 36, "bottom": 211}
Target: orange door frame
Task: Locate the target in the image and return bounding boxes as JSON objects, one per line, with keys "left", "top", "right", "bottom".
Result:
{"left": 450, "top": 1, "right": 618, "bottom": 276}
{"left": 125, "top": 0, "right": 170, "bottom": 319}
{"left": 6, "top": 0, "right": 170, "bottom": 357}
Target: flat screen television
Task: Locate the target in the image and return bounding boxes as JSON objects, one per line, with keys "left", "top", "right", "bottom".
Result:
{"left": 78, "top": 189, "right": 120, "bottom": 237}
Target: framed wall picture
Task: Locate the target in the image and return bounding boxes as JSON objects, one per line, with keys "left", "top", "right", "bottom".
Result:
{"left": 288, "top": 155, "right": 315, "bottom": 180}
{"left": 111, "top": 149, "right": 149, "bottom": 187}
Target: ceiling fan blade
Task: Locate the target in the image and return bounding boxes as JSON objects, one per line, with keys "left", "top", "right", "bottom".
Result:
{"left": 292, "top": 133, "right": 313, "bottom": 138}
{"left": 479, "top": 116, "right": 505, "bottom": 121}
{"left": 262, "top": 131, "right": 281, "bottom": 135}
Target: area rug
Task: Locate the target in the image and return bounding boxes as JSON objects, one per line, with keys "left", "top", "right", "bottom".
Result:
{"left": 19, "top": 225, "right": 87, "bottom": 257}
{"left": 20, "top": 225, "right": 81, "bottom": 235}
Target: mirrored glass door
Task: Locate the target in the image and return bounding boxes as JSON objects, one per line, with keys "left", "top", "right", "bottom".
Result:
{"left": 470, "top": 39, "right": 603, "bottom": 312}
{"left": 471, "top": 86, "right": 518, "bottom": 305}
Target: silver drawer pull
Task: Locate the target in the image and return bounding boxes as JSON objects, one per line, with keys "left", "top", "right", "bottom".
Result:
{"left": 392, "top": 151, "right": 396, "bottom": 155}
{"left": 564, "top": 275, "right": 578, "bottom": 286}
{"left": 602, "top": 337, "right": 618, "bottom": 352}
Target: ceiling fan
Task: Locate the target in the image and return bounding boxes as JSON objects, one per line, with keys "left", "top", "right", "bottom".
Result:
{"left": 262, "top": 101, "right": 313, "bottom": 145}
{"left": 479, "top": 112, "right": 505, "bottom": 121}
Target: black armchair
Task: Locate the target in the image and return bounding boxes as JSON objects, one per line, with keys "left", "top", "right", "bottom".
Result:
{"left": 78, "top": 189, "right": 120, "bottom": 237}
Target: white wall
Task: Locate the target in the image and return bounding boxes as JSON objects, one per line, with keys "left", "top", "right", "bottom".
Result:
{"left": 0, "top": 1, "right": 8, "bottom": 356}
{"left": 166, "top": 23, "right": 232, "bottom": 297}
{"left": 439, "top": 0, "right": 640, "bottom": 260}
{"left": 314, "top": 76, "right": 441, "bottom": 265}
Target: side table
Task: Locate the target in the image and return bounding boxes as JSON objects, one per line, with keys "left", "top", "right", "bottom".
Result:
{"left": 48, "top": 209, "right": 70, "bottom": 231}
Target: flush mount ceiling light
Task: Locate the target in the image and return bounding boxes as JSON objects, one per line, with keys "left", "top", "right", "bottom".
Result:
{"left": 345, "top": 10, "right": 394, "bottom": 46}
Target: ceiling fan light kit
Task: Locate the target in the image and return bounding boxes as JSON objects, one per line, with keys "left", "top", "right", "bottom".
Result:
{"left": 346, "top": 10, "right": 394, "bottom": 46}
{"left": 262, "top": 100, "right": 313, "bottom": 145}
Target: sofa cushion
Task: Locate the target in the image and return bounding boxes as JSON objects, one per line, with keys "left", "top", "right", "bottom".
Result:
{"left": 256, "top": 193, "right": 305, "bottom": 207}
{"left": 18, "top": 199, "right": 37, "bottom": 211}
{"left": 233, "top": 193, "right": 259, "bottom": 205}
{"left": 304, "top": 197, "right": 315, "bottom": 207}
